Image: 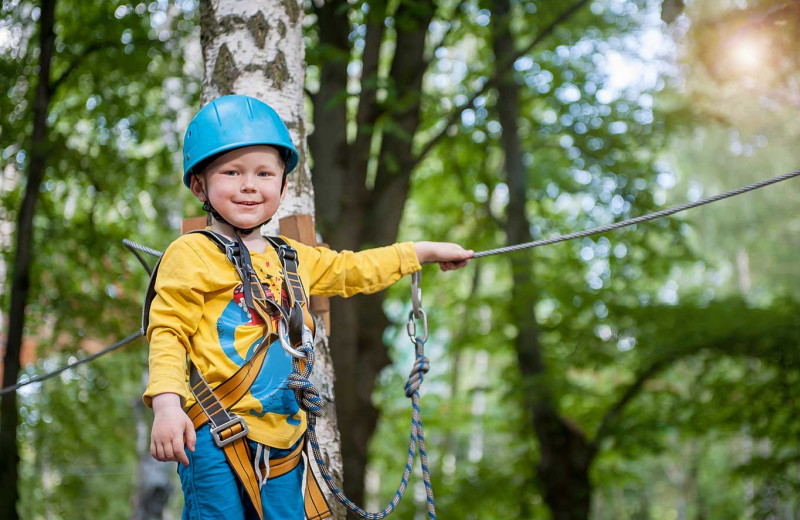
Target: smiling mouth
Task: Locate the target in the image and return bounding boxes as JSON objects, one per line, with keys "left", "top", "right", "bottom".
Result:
{"left": 236, "top": 201, "right": 261, "bottom": 206}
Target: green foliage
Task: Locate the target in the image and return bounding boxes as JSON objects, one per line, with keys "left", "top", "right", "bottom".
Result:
{"left": 1, "top": 0, "right": 199, "bottom": 516}
{"left": 669, "top": 0, "right": 800, "bottom": 301}
{"left": 364, "top": 0, "right": 800, "bottom": 518}
{"left": 4, "top": 0, "right": 800, "bottom": 518}
{"left": 17, "top": 348, "right": 146, "bottom": 520}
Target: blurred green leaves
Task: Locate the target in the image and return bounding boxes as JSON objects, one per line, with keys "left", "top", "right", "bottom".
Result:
{"left": 1, "top": 1, "right": 199, "bottom": 516}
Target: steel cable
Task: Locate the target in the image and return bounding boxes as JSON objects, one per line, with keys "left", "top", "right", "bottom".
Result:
{"left": 0, "top": 331, "right": 144, "bottom": 395}
{"left": 473, "top": 169, "right": 800, "bottom": 258}
{"left": 4, "top": 170, "right": 798, "bottom": 399}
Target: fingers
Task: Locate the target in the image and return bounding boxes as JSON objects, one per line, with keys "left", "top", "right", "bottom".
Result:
{"left": 150, "top": 428, "right": 189, "bottom": 464}
{"left": 185, "top": 418, "right": 197, "bottom": 452}
{"left": 150, "top": 436, "right": 187, "bottom": 464}
{"left": 173, "top": 435, "right": 190, "bottom": 466}
{"left": 440, "top": 260, "right": 468, "bottom": 271}
{"left": 439, "top": 252, "right": 472, "bottom": 271}
{"left": 150, "top": 406, "right": 194, "bottom": 465}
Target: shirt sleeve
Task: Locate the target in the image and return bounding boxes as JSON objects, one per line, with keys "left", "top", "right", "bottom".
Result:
{"left": 287, "top": 239, "right": 421, "bottom": 298}
{"left": 142, "top": 239, "right": 210, "bottom": 408}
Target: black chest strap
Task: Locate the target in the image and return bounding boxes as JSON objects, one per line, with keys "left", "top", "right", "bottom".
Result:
{"left": 141, "top": 230, "right": 312, "bottom": 346}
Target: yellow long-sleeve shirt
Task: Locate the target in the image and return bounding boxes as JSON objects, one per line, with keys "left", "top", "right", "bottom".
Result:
{"left": 143, "top": 232, "right": 421, "bottom": 448}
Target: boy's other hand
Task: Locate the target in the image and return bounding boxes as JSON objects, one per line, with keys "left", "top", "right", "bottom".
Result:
{"left": 414, "top": 241, "right": 473, "bottom": 271}
{"left": 150, "top": 393, "right": 196, "bottom": 466}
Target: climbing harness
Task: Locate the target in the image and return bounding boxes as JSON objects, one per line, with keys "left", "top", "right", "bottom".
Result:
{"left": 142, "top": 229, "right": 331, "bottom": 520}
{"left": 160, "top": 231, "right": 438, "bottom": 518}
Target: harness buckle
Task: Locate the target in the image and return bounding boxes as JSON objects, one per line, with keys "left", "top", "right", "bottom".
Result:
{"left": 222, "top": 238, "right": 238, "bottom": 263}
{"left": 278, "top": 245, "right": 297, "bottom": 262}
{"left": 210, "top": 415, "right": 249, "bottom": 448}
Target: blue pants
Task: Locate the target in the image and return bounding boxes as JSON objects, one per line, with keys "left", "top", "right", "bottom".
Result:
{"left": 178, "top": 425, "right": 305, "bottom": 520}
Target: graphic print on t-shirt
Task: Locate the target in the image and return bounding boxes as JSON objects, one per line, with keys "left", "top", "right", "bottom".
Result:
{"left": 215, "top": 264, "right": 301, "bottom": 426}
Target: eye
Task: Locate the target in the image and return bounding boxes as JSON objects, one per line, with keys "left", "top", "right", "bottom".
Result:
{"left": 223, "top": 170, "right": 238, "bottom": 176}
{"left": 257, "top": 170, "right": 276, "bottom": 177}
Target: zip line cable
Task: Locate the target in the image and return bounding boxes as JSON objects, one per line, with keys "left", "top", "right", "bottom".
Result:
{"left": 0, "top": 331, "right": 143, "bottom": 395}
{"left": 123, "top": 238, "right": 162, "bottom": 274}
{"left": 1, "top": 168, "right": 799, "bottom": 395}
{"left": 473, "top": 169, "right": 800, "bottom": 258}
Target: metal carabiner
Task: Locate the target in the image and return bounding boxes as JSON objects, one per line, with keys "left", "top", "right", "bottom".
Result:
{"left": 278, "top": 320, "right": 307, "bottom": 359}
{"left": 407, "top": 308, "right": 428, "bottom": 344}
{"left": 411, "top": 271, "right": 423, "bottom": 319}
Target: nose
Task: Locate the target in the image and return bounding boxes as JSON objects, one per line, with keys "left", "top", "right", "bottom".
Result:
{"left": 241, "top": 173, "right": 256, "bottom": 192}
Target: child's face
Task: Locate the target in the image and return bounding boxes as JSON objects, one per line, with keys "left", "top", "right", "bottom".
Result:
{"left": 190, "top": 145, "right": 286, "bottom": 231}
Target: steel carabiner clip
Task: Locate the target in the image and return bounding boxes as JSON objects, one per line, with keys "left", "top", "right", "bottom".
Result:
{"left": 278, "top": 319, "right": 307, "bottom": 359}
{"left": 407, "top": 271, "right": 428, "bottom": 343}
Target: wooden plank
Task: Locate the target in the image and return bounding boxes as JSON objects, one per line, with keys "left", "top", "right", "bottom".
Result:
{"left": 181, "top": 215, "right": 208, "bottom": 234}
{"left": 279, "top": 214, "right": 316, "bottom": 245}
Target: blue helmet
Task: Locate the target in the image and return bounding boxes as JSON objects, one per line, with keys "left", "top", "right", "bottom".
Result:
{"left": 182, "top": 95, "right": 300, "bottom": 187}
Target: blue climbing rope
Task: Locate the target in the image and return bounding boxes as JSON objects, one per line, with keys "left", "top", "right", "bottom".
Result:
{"left": 287, "top": 334, "right": 437, "bottom": 519}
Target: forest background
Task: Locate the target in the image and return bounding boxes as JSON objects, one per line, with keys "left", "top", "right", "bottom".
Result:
{"left": 1, "top": 0, "right": 800, "bottom": 519}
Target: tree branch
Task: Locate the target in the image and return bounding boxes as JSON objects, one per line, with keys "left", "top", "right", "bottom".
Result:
{"left": 591, "top": 318, "right": 786, "bottom": 446}
{"left": 592, "top": 357, "right": 672, "bottom": 445}
{"left": 50, "top": 38, "right": 156, "bottom": 92}
{"left": 50, "top": 43, "right": 103, "bottom": 92}
{"left": 410, "top": 0, "right": 591, "bottom": 171}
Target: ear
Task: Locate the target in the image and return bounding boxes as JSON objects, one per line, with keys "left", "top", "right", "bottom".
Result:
{"left": 189, "top": 174, "right": 207, "bottom": 202}
{"left": 279, "top": 177, "right": 288, "bottom": 202}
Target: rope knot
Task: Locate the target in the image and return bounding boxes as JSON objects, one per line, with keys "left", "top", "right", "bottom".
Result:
{"left": 288, "top": 372, "right": 323, "bottom": 418}
{"left": 404, "top": 355, "right": 430, "bottom": 398}
{"left": 300, "top": 344, "right": 314, "bottom": 361}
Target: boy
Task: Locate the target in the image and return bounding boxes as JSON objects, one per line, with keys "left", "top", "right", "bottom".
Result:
{"left": 143, "top": 95, "right": 472, "bottom": 520}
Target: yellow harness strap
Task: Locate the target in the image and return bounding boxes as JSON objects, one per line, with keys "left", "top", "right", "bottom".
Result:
{"left": 186, "top": 343, "right": 330, "bottom": 520}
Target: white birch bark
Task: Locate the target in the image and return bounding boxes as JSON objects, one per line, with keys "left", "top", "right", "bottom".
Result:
{"left": 199, "top": 0, "right": 314, "bottom": 227}
{"left": 199, "top": 2, "right": 344, "bottom": 517}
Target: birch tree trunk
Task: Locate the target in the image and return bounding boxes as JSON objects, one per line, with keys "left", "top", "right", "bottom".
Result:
{"left": 198, "top": 1, "right": 344, "bottom": 517}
